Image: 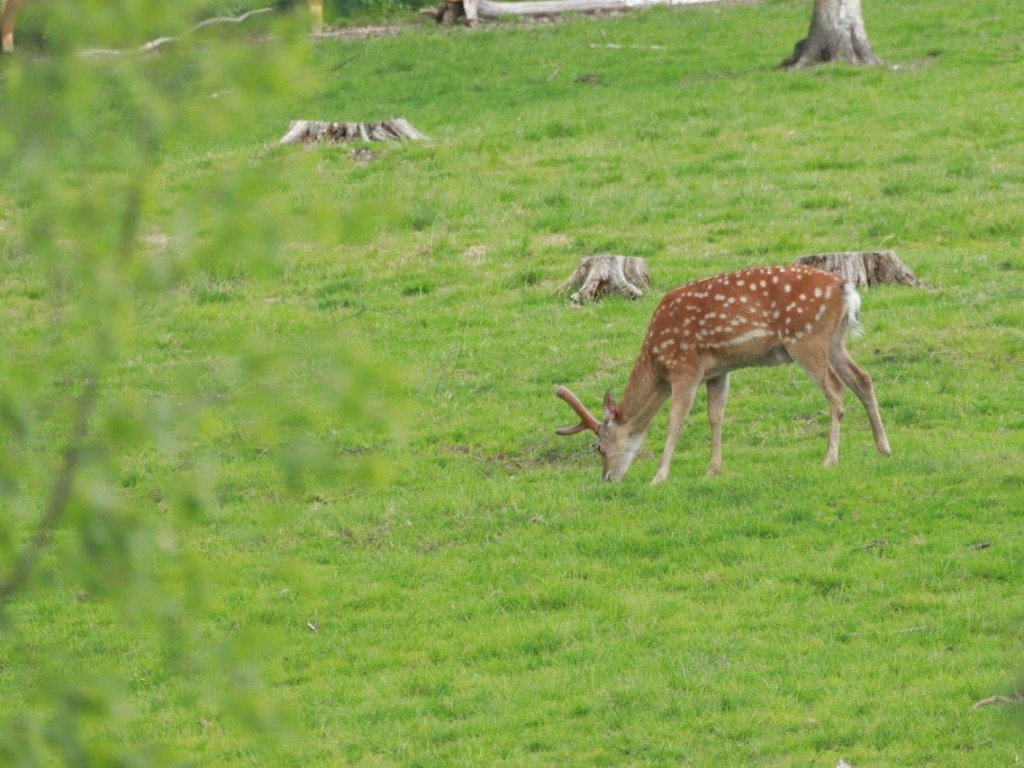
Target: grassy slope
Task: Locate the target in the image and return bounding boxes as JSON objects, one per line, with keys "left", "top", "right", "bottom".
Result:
{"left": 3, "top": 0, "right": 1024, "bottom": 764}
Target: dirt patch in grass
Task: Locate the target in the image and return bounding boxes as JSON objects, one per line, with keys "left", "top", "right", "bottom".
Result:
{"left": 312, "top": 25, "right": 403, "bottom": 41}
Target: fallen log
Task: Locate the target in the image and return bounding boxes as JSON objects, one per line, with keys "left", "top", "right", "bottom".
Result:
{"left": 793, "top": 251, "right": 922, "bottom": 288}
{"left": 279, "top": 119, "right": 428, "bottom": 145}
{"left": 556, "top": 255, "right": 651, "bottom": 303}
{"left": 423, "top": 0, "right": 719, "bottom": 24}
{"left": 483, "top": 0, "right": 716, "bottom": 15}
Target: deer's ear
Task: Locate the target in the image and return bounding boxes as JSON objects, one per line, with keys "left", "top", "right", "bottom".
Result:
{"left": 603, "top": 392, "right": 619, "bottom": 423}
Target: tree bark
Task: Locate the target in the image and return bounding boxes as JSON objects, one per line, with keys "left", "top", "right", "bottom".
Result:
{"left": 783, "top": 0, "right": 881, "bottom": 69}
{"left": 793, "top": 251, "right": 921, "bottom": 288}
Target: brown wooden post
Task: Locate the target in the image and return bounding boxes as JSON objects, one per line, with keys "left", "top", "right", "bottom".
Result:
{"left": 1, "top": 0, "right": 26, "bottom": 54}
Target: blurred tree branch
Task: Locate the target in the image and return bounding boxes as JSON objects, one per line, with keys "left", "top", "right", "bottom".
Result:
{"left": 78, "top": 6, "right": 274, "bottom": 57}
{"left": 0, "top": 378, "right": 97, "bottom": 614}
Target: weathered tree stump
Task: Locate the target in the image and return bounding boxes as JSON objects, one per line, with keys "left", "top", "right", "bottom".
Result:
{"left": 419, "top": 0, "right": 471, "bottom": 24}
{"left": 794, "top": 251, "right": 921, "bottom": 288}
{"left": 279, "top": 119, "right": 428, "bottom": 146}
{"left": 556, "top": 255, "right": 651, "bottom": 303}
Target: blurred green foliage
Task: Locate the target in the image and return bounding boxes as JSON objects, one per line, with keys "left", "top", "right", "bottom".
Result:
{"left": 327, "top": 0, "right": 430, "bottom": 19}
{"left": 3, "top": 0, "right": 1019, "bottom": 764}
{"left": 0, "top": 1, "right": 401, "bottom": 764}
{"left": 12, "top": 0, "right": 430, "bottom": 47}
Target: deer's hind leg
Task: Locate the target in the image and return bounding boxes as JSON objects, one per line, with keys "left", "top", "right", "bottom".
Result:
{"left": 829, "top": 341, "right": 891, "bottom": 456}
{"left": 786, "top": 339, "right": 846, "bottom": 466}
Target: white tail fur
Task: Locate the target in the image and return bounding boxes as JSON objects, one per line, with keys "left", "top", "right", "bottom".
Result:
{"left": 842, "top": 281, "right": 863, "bottom": 338}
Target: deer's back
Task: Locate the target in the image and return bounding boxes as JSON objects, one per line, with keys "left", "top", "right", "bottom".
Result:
{"left": 642, "top": 265, "right": 846, "bottom": 376}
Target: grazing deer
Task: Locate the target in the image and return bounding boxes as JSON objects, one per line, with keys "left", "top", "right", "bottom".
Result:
{"left": 555, "top": 264, "right": 891, "bottom": 484}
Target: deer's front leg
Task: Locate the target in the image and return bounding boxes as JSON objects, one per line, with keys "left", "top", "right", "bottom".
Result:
{"left": 651, "top": 376, "right": 700, "bottom": 485}
{"left": 706, "top": 374, "right": 730, "bottom": 475}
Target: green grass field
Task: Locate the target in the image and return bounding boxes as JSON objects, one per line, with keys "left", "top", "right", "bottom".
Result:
{"left": 2, "top": 0, "right": 1023, "bottom": 764}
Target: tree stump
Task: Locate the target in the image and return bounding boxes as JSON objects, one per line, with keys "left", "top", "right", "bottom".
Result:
{"left": 556, "top": 255, "right": 651, "bottom": 303}
{"left": 793, "top": 251, "right": 921, "bottom": 288}
{"left": 419, "top": 0, "right": 473, "bottom": 24}
{"left": 279, "top": 119, "right": 428, "bottom": 146}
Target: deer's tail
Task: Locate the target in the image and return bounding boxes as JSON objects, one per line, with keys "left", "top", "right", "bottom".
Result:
{"left": 842, "top": 281, "right": 863, "bottom": 338}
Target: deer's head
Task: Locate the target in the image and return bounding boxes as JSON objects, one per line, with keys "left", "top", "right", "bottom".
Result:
{"left": 555, "top": 386, "right": 642, "bottom": 482}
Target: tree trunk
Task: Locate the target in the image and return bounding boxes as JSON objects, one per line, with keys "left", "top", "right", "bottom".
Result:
{"left": 783, "top": 0, "right": 881, "bottom": 69}
{"left": 309, "top": 0, "right": 324, "bottom": 32}
{"left": 1, "top": 0, "right": 25, "bottom": 54}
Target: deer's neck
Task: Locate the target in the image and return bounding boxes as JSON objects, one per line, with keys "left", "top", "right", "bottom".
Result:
{"left": 617, "top": 356, "right": 669, "bottom": 436}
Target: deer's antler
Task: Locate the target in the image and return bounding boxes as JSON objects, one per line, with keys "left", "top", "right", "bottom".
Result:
{"left": 554, "top": 385, "right": 601, "bottom": 435}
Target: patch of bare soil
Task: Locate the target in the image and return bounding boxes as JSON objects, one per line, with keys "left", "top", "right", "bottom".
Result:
{"left": 311, "top": 25, "right": 403, "bottom": 41}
